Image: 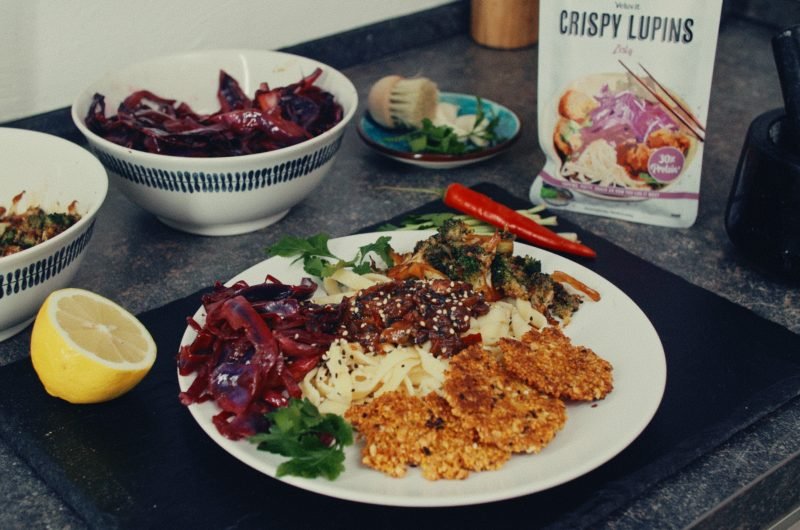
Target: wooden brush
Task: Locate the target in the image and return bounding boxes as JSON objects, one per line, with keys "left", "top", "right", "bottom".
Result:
{"left": 367, "top": 75, "right": 439, "bottom": 129}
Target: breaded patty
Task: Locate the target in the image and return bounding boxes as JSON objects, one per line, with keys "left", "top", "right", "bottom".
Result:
{"left": 345, "top": 391, "right": 510, "bottom": 480}
{"left": 345, "top": 390, "right": 428, "bottom": 477}
{"left": 416, "top": 394, "right": 510, "bottom": 480}
{"left": 442, "top": 345, "right": 567, "bottom": 454}
{"left": 500, "top": 327, "right": 613, "bottom": 401}
{"left": 345, "top": 327, "right": 611, "bottom": 479}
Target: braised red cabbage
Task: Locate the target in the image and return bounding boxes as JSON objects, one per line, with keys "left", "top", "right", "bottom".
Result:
{"left": 85, "top": 68, "right": 343, "bottom": 157}
{"left": 177, "top": 276, "right": 340, "bottom": 440}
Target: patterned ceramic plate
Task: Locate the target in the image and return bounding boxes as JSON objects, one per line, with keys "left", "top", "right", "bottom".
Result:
{"left": 357, "top": 92, "right": 521, "bottom": 169}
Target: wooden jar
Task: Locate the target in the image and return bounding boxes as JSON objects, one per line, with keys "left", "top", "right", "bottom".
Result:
{"left": 470, "top": 0, "right": 539, "bottom": 49}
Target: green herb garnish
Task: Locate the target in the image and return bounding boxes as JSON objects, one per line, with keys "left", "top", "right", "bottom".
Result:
{"left": 384, "top": 97, "right": 504, "bottom": 155}
{"left": 266, "top": 233, "right": 394, "bottom": 278}
{"left": 250, "top": 398, "right": 353, "bottom": 480}
{"left": 387, "top": 119, "right": 469, "bottom": 154}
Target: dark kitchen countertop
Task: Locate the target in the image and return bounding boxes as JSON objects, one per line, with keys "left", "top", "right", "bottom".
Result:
{"left": 1, "top": 8, "right": 799, "bottom": 529}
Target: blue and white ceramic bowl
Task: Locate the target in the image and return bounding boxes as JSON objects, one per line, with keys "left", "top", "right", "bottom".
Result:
{"left": 71, "top": 49, "right": 358, "bottom": 236}
{"left": 357, "top": 92, "right": 521, "bottom": 169}
{"left": 0, "top": 128, "right": 107, "bottom": 341}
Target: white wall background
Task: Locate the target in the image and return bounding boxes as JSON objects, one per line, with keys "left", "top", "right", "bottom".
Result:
{"left": 0, "top": 0, "right": 455, "bottom": 123}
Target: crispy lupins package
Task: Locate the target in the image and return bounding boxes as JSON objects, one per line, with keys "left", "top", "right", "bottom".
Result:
{"left": 531, "top": 1, "right": 723, "bottom": 227}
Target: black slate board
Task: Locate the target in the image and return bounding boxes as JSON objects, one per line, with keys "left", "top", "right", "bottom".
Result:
{"left": 0, "top": 183, "right": 799, "bottom": 529}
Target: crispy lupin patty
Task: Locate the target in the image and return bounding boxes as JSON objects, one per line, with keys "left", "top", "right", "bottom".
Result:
{"left": 345, "top": 390, "right": 429, "bottom": 478}
{"left": 500, "top": 327, "right": 614, "bottom": 401}
{"left": 345, "top": 325, "right": 613, "bottom": 479}
{"left": 416, "top": 394, "right": 510, "bottom": 480}
{"left": 345, "top": 391, "right": 510, "bottom": 480}
{"left": 442, "top": 345, "right": 567, "bottom": 454}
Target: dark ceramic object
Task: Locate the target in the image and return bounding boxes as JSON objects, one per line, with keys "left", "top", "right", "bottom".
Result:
{"left": 725, "top": 108, "right": 800, "bottom": 280}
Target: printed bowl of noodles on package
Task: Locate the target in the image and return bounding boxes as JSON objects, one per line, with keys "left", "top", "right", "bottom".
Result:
{"left": 547, "top": 72, "right": 700, "bottom": 201}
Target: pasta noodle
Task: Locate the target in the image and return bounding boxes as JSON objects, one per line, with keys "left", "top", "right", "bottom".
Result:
{"left": 467, "top": 298, "right": 547, "bottom": 346}
{"left": 300, "top": 340, "right": 447, "bottom": 415}
{"left": 301, "top": 271, "right": 550, "bottom": 414}
{"left": 313, "top": 269, "right": 390, "bottom": 304}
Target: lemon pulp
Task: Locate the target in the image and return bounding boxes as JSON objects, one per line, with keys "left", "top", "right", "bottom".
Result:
{"left": 30, "top": 288, "right": 157, "bottom": 404}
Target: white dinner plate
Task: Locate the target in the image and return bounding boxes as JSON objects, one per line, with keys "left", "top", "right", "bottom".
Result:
{"left": 177, "top": 230, "right": 666, "bottom": 507}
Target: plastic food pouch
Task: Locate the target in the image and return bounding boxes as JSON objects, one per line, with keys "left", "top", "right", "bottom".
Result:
{"left": 531, "top": 1, "right": 723, "bottom": 227}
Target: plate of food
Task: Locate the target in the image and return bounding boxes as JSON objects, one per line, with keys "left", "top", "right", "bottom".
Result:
{"left": 177, "top": 224, "right": 665, "bottom": 507}
{"left": 357, "top": 86, "right": 521, "bottom": 169}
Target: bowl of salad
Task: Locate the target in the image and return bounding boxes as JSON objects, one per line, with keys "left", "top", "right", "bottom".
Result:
{"left": 0, "top": 128, "right": 108, "bottom": 342}
{"left": 71, "top": 49, "right": 358, "bottom": 236}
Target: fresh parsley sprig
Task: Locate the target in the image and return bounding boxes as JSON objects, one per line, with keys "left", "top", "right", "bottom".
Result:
{"left": 384, "top": 97, "right": 504, "bottom": 155}
{"left": 250, "top": 398, "right": 353, "bottom": 480}
{"left": 266, "top": 233, "right": 394, "bottom": 278}
{"left": 387, "top": 119, "right": 469, "bottom": 155}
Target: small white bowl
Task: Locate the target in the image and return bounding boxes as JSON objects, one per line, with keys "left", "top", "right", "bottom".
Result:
{"left": 71, "top": 49, "right": 358, "bottom": 236}
{"left": 0, "top": 128, "right": 108, "bottom": 341}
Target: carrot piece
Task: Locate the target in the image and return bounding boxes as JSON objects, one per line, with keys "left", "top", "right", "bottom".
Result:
{"left": 551, "top": 271, "right": 601, "bottom": 301}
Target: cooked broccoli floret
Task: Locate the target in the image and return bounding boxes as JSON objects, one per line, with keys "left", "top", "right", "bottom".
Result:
{"left": 438, "top": 217, "right": 472, "bottom": 243}
{"left": 490, "top": 253, "right": 543, "bottom": 300}
{"left": 424, "top": 240, "right": 485, "bottom": 282}
{"left": 549, "top": 281, "right": 582, "bottom": 320}
{"left": 387, "top": 219, "right": 585, "bottom": 323}
{"left": 412, "top": 219, "right": 496, "bottom": 290}
{"left": 491, "top": 253, "right": 581, "bottom": 321}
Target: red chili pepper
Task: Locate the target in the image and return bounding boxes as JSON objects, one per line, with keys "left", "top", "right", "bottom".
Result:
{"left": 442, "top": 183, "right": 597, "bottom": 259}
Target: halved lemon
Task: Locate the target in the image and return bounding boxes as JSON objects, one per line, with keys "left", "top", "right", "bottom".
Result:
{"left": 30, "top": 288, "right": 157, "bottom": 404}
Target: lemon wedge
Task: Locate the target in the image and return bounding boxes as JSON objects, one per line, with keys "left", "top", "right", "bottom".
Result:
{"left": 30, "top": 288, "right": 157, "bottom": 404}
